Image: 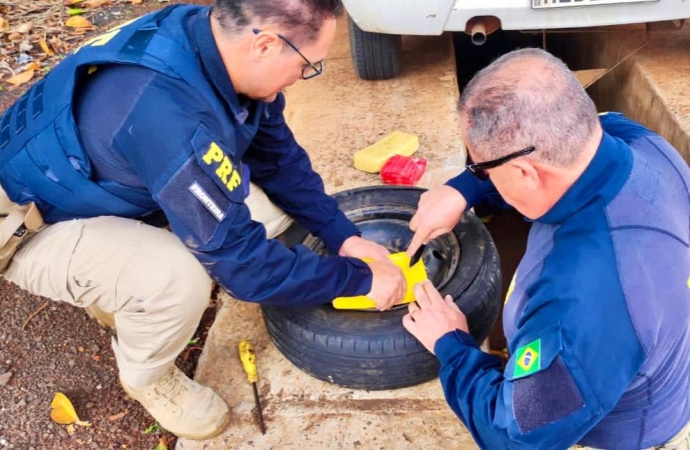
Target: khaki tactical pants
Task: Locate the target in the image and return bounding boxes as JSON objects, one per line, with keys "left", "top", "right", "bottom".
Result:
{"left": 1, "top": 182, "right": 292, "bottom": 388}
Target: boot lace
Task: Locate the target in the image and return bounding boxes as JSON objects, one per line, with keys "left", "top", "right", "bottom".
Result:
{"left": 153, "top": 369, "right": 191, "bottom": 408}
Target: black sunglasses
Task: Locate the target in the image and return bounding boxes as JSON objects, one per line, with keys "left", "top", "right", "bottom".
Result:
{"left": 466, "top": 145, "right": 536, "bottom": 181}
{"left": 252, "top": 28, "right": 324, "bottom": 80}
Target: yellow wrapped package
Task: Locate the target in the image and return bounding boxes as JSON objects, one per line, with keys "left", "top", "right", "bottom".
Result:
{"left": 332, "top": 252, "right": 427, "bottom": 310}
{"left": 353, "top": 131, "right": 420, "bottom": 173}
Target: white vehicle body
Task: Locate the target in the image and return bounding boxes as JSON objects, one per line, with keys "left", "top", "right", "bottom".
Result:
{"left": 343, "top": 0, "right": 690, "bottom": 36}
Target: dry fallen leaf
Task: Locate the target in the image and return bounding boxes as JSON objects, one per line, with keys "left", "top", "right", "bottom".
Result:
{"left": 39, "top": 38, "right": 55, "bottom": 56}
{"left": 50, "top": 392, "right": 92, "bottom": 427}
{"left": 130, "top": 0, "right": 144, "bottom": 4}
{"left": 19, "top": 39, "right": 33, "bottom": 53}
{"left": 0, "top": 16, "right": 9, "bottom": 32}
{"left": 11, "top": 23, "right": 33, "bottom": 34}
{"left": 108, "top": 410, "right": 128, "bottom": 421}
{"left": 65, "top": 16, "right": 95, "bottom": 29}
{"left": 23, "top": 62, "right": 40, "bottom": 71}
{"left": 5, "top": 69, "right": 34, "bottom": 86}
{"left": 84, "top": 0, "right": 111, "bottom": 7}
{"left": 49, "top": 36, "right": 67, "bottom": 54}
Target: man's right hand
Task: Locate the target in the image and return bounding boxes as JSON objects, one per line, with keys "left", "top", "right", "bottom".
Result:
{"left": 407, "top": 185, "right": 468, "bottom": 257}
{"left": 366, "top": 260, "right": 406, "bottom": 311}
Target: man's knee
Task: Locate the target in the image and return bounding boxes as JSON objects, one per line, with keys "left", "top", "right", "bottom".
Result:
{"left": 67, "top": 217, "right": 213, "bottom": 318}
{"left": 245, "top": 183, "right": 293, "bottom": 238}
{"left": 162, "top": 253, "right": 213, "bottom": 320}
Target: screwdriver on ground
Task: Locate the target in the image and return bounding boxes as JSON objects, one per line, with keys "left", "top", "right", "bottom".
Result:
{"left": 238, "top": 340, "right": 266, "bottom": 435}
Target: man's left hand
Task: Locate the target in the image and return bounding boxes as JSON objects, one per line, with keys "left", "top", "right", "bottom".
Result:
{"left": 403, "top": 280, "right": 469, "bottom": 355}
{"left": 339, "top": 236, "right": 390, "bottom": 261}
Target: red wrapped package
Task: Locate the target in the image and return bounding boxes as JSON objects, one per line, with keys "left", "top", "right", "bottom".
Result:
{"left": 380, "top": 154, "right": 427, "bottom": 186}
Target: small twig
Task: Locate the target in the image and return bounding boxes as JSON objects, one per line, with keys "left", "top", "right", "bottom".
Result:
{"left": 21, "top": 300, "right": 50, "bottom": 331}
{"left": 182, "top": 346, "right": 204, "bottom": 364}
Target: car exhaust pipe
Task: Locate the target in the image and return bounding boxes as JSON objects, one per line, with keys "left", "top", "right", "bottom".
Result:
{"left": 471, "top": 21, "right": 487, "bottom": 46}
{"left": 465, "top": 16, "right": 501, "bottom": 46}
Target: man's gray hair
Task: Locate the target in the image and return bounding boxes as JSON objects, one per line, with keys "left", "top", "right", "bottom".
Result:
{"left": 458, "top": 48, "right": 599, "bottom": 168}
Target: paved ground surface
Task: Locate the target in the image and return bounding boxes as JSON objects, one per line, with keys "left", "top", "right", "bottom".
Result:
{"left": 1, "top": 2, "right": 690, "bottom": 450}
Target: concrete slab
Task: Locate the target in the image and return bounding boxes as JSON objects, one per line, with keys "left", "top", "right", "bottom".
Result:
{"left": 571, "top": 24, "right": 690, "bottom": 160}
{"left": 177, "top": 294, "right": 478, "bottom": 450}
{"left": 177, "top": 16, "right": 474, "bottom": 450}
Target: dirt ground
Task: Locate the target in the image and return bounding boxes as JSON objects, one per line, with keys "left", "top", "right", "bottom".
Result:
{"left": 0, "top": 1, "right": 216, "bottom": 449}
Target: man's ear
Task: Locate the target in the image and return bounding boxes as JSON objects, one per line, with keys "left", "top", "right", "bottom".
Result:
{"left": 512, "top": 159, "right": 541, "bottom": 191}
{"left": 250, "top": 30, "right": 282, "bottom": 60}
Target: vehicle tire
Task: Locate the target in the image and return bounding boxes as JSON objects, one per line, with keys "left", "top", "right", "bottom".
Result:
{"left": 263, "top": 186, "right": 502, "bottom": 390}
{"left": 348, "top": 15, "right": 401, "bottom": 80}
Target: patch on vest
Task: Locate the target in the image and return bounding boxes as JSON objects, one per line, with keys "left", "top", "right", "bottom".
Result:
{"left": 513, "top": 355, "right": 585, "bottom": 433}
{"left": 158, "top": 156, "right": 233, "bottom": 245}
{"left": 514, "top": 339, "right": 541, "bottom": 379}
{"left": 191, "top": 124, "right": 248, "bottom": 203}
{"left": 188, "top": 182, "right": 225, "bottom": 222}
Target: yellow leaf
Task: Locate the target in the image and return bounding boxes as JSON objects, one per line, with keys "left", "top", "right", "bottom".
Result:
{"left": 39, "top": 38, "right": 55, "bottom": 56}
{"left": 0, "top": 16, "right": 9, "bottom": 32}
{"left": 156, "top": 437, "right": 169, "bottom": 450}
{"left": 50, "top": 392, "right": 92, "bottom": 427}
{"left": 130, "top": 0, "right": 143, "bottom": 4}
{"left": 5, "top": 69, "right": 34, "bottom": 86}
{"left": 65, "top": 16, "right": 94, "bottom": 29}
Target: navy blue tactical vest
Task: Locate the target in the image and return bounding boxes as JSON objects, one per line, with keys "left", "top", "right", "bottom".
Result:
{"left": 0, "top": 5, "right": 249, "bottom": 223}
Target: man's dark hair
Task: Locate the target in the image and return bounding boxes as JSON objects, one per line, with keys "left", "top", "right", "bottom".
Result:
{"left": 213, "top": 0, "right": 343, "bottom": 45}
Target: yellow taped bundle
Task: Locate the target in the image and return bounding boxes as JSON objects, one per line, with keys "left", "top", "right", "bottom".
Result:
{"left": 353, "top": 131, "right": 420, "bottom": 173}
{"left": 332, "top": 252, "right": 427, "bottom": 310}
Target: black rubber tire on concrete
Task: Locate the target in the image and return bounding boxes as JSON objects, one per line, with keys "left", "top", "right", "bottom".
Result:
{"left": 348, "top": 15, "right": 401, "bottom": 80}
{"left": 262, "top": 186, "right": 502, "bottom": 391}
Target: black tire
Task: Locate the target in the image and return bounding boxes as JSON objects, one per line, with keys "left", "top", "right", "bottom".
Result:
{"left": 348, "top": 15, "right": 401, "bottom": 80}
{"left": 263, "top": 186, "right": 501, "bottom": 390}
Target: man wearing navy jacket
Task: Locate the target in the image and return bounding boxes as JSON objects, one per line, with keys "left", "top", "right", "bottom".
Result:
{"left": 405, "top": 48, "right": 690, "bottom": 449}
{"left": 0, "top": 0, "right": 406, "bottom": 439}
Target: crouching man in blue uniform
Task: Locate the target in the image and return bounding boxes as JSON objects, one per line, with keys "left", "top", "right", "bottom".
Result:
{"left": 0, "top": 0, "right": 407, "bottom": 439}
{"left": 404, "top": 48, "right": 690, "bottom": 449}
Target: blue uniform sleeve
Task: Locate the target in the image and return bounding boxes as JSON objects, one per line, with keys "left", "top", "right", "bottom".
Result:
{"left": 242, "top": 93, "right": 359, "bottom": 253}
{"left": 433, "top": 286, "right": 645, "bottom": 449}
{"left": 446, "top": 170, "right": 511, "bottom": 211}
{"left": 112, "top": 73, "right": 372, "bottom": 305}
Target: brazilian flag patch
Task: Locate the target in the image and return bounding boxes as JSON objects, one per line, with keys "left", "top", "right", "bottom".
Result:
{"left": 513, "top": 339, "right": 541, "bottom": 379}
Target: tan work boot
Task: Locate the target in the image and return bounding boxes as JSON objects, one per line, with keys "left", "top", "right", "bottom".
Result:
{"left": 120, "top": 366, "right": 230, "bottom": 440}
{"left": 84, "top": 304, "right": 115, "bottom": 329}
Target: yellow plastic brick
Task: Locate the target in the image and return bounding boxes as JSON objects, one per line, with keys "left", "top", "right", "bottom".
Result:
{"left": 353, "top": 131, "right": 420, "bottom": 173}
{"left": 332, "top": 252, "right": 428, "bottom": 310}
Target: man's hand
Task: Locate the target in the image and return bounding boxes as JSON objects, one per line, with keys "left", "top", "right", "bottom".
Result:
{"left": 407, "top": 186, "right": 467, "bottom": 257}
{"left": 366, "top": 260, "right": 406, "bottom": 311}
{"left": 339, "top": 236, "right": 390, "bottom": 261}
{"left": 402, "top": 280, "right": 469, "bottom": 354}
